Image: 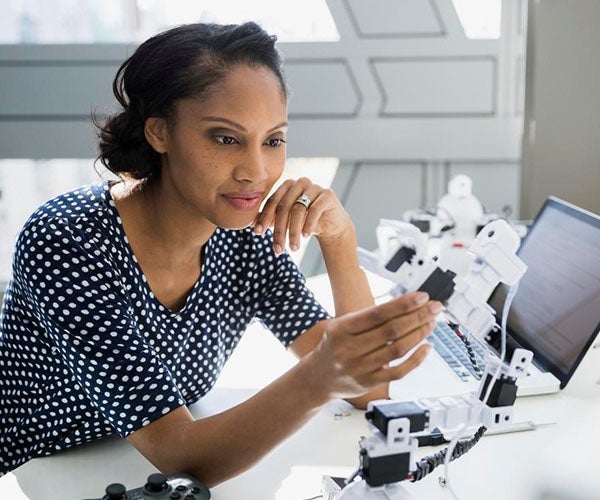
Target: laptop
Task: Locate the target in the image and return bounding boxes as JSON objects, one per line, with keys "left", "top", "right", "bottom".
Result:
{"left": 388, "top": 196, "right": 600, "bottom": 401}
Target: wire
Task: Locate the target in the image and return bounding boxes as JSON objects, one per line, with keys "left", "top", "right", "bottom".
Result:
{"left": 407, "top": 425, "right": 487, "bottom": 482}
{"left": 441, "top": 281, "right": 520, "bottom": 500}
{"left": 344, "top": 468, "right": 361, "bottom": 485}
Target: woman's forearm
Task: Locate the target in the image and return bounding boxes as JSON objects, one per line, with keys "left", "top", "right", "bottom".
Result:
{"left": 149, "top": 352, "right": 329, "bottom": 487}
{"left": 132, "top": 287, "right": 438, "bottom": 485}
{"left": 318, "top": 220, "right": 375, "bottom": 316}
{"left": 317, "top": 220, "right": 390, "bottom": 406}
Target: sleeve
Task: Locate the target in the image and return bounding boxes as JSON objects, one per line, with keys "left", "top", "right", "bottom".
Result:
{"left": 12, "top": 216, "right": 186, "bottom": 437}
{"left": 252, "top": 232, "right": 331, "bottom": 347}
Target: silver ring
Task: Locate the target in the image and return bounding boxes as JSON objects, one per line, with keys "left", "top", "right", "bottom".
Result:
{"left": 294, "top": 193, "right": 312, "bottom": 209}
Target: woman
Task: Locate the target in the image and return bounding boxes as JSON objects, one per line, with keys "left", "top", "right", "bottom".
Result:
{"left": 0, "top": 22, "right": 439, "bottom": 485}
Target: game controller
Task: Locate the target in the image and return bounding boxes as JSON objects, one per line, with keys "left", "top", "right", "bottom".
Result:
{"left": 84, "top": 472, "right": 210, "bottom": 500}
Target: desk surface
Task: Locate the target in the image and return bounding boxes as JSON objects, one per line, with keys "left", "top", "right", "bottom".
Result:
{"left": 1, "top": 274, "right": 599, "bottom": 500}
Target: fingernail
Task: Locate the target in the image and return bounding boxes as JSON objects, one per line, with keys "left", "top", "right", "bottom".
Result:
{"left": 414, "top": 292, "right": 429, "bottom": 305}
{"left": 274, "top": 243, "right": 283, "bottom": 255}
{"left": 290, "top": 243, "right": 299, "bottom": 252}
{"left": 254, "top": 224, "right": 263, "bottom": 234}
{"left": 429, "top": 302, "right": 442, "bottom": 314}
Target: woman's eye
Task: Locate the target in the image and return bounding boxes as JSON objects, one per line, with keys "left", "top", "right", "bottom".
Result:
{"left": 266, "top": 138, "right": 286, "bottom": 147}
{"left": 215, "top": 135, "right": 237, "bottom": 145}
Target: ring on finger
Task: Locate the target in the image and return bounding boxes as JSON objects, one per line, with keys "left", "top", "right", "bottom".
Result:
{"left": 294, "top": 193, "right": 312, "bottom": 209}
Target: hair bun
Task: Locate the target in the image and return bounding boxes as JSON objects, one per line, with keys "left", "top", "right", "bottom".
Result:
{"left": 96, "top": 109, "right": 158, "bottom": 180}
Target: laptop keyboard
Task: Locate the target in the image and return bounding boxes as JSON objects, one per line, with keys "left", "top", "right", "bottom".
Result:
{"left": 428, "top": 322, "right": 489, "bottom": 382}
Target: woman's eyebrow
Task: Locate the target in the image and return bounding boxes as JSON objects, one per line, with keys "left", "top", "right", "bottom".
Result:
{"left": 201, "top": 116, "right": 247, "bottom": 131}
{"left": 200, "top": 116, "right": 287, "bottom": 134}
{"left": 267, "top": 122, "right": 288, "bottom": 133}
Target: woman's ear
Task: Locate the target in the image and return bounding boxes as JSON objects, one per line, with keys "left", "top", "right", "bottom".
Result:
{"left": 144, "top": 117, "right": 169, "bottom": 154}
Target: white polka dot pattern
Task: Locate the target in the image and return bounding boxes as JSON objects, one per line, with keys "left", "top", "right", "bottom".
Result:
{"left": 0, "top": 182, "right": 330, "bottom": 475}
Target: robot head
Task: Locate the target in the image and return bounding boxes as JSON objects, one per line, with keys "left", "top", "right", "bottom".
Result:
{"left": 447, "top": 174, "right": 473, "bottom": 198}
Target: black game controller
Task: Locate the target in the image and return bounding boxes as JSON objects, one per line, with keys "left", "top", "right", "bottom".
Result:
{"left": 84, "top": 472, "right": 210, "bottom": 500}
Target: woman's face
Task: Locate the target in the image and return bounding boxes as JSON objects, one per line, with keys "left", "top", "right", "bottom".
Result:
{"left": 157, "top": 64, "right": 288, "bottom": 230}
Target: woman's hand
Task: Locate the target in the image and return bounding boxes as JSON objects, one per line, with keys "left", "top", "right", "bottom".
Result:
{"left": 305, "top": 292, "right": 440, "bottom": 401}
{"left": 253, "top": 177, "right": 351, "bottom": 255}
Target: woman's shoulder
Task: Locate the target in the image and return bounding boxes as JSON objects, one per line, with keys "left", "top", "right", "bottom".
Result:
{"left": 23, "top": 182, "right": 110, "bottom": 230}
{"left": 15, "top": 182, "right": 116, "bottom": 253}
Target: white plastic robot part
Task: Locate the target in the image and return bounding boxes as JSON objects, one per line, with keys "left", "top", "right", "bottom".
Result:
{"left": 448, "top": 174, "right": 474, "bottom": 197}
{"left": 444, "top": 219, "right": 528, "bottom": 338}
{"left": 358, "top": 217, "right": 526, "bottom": 340}
{"left": 445, "top": 277, "right": 498, "bottom": 339}
{"left": 360, "top": 219, "right": 436, "bottom": 291}
{"left": 376, "top": 219, "right": 429, "bottom": 263}
{"left": 437, "top": 174, "right": 484, "bottom": 241}
{"left": 468, "top": 219, "right": 527, "bottom": 286}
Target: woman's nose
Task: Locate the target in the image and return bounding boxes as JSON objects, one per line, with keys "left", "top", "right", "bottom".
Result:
{"left": 234, "top": 147, "right": 269, "bottom": 182}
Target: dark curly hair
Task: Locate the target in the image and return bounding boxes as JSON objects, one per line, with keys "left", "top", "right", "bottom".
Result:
{"left": 95, "top": 22, "right": 287, "bottom": 181}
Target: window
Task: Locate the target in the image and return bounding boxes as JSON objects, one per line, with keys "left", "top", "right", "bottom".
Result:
{"left": 0, "top": 0, "right": 340, "bottom": 44}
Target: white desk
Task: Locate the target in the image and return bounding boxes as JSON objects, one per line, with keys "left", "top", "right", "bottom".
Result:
{"left": 1, "top": 274, "right": 599, "bottom": 500}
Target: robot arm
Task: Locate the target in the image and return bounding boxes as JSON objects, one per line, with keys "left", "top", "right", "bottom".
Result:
{"left": 357, "top": 219, "right": 457, "bottom": 303}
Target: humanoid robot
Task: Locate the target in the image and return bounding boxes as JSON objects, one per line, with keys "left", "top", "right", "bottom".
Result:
{"left": 436, "top": 174, "right": 484, "bottom": 242}
{"left": 401, "top": 174, "right": 526, "bottom": 275}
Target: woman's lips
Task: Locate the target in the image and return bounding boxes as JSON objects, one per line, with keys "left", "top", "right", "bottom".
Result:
{"left": 222, "top": 192, "right": 263, "bottom": 211}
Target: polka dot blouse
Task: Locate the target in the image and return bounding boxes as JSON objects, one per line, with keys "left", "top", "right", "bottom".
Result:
{"left": 0, "top": 182, "right": 330, "bottom": 475}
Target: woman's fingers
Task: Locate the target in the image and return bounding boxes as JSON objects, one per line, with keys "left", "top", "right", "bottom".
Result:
{"left": 333, "top": 308, "right": 437, "bottom": 376}
{"left": 360, "top": 320, "right": 436, "bottom": 369}
{"left": 328, "top": 292, "right": 433, "bottom": 337}
{"left": 253, "top": 178, "right": 349, "bottom": 255}
{"left": 373, "top": 343, "right": 433, "bottom": 384}
{"left": 254, "top": 178, "right": 315, "bottom": 254}
{"left": 316, "top": 294, "right": 441, "bottom": 397}
{"left": 255, "top": 179, "right": 295, "bottom": 253}
{"left": 349, "top": 301, "right": 441, "bottom": 358}
{"left": 270, "top": 181, "right": 310, "bottom": 253}
{"left": 286, "top": 185, "right": 322, "bottom": 251}
{"left": 301, "top": 190, "right": 330, "bottom": 237}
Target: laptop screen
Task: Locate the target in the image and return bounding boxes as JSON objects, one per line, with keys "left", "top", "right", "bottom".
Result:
{"left": 488, "top": 197, "right": 600, "bottom": 388}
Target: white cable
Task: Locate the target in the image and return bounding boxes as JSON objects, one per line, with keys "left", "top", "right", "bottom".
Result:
{"left": 441, "top": 281, "right": 520, "bottom": 500}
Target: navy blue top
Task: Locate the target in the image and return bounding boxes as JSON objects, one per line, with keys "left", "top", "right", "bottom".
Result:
{"left": 0, "top": 182, "right": 329, "bottom": 475}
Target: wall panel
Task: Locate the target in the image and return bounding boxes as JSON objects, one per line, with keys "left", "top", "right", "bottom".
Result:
{"left": 371, "top": 57, "right": 496, "bottom": 116}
